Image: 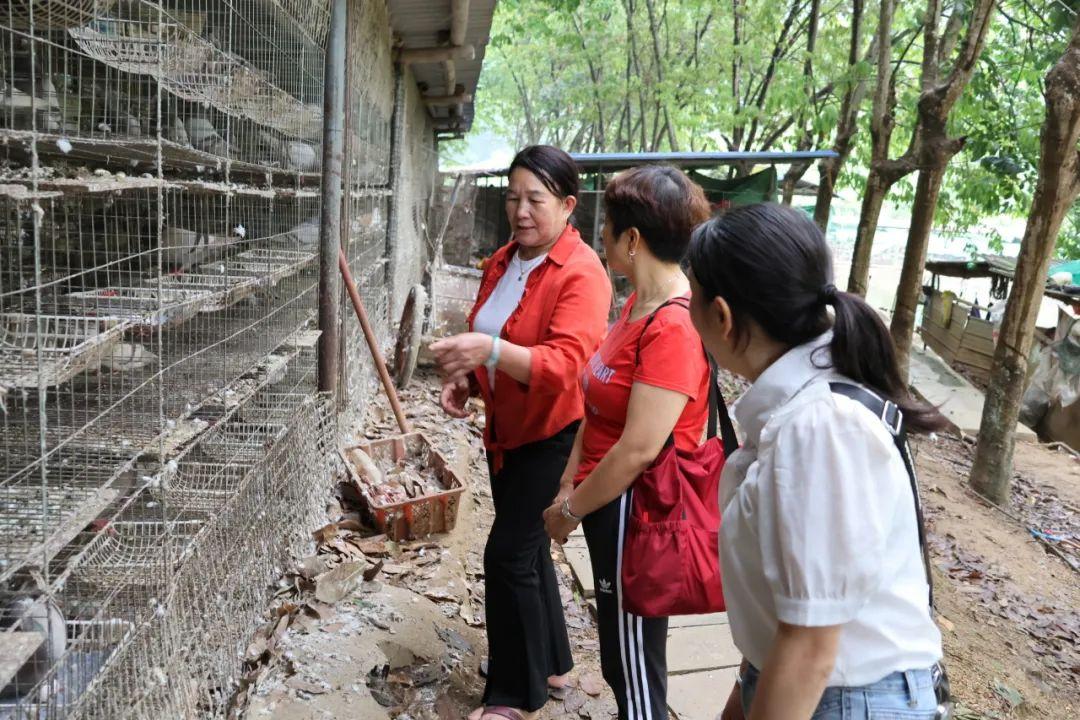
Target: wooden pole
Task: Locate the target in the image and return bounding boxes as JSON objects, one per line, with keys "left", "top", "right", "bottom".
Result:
{"left": 339, "top": 248, "right": 411, "bottom": 434}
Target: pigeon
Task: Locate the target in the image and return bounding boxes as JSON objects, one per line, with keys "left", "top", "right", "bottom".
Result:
{"left": 284, "top": 140, "right": 319, "bottom": 171}
{"left": 99, "top": 342, "right": 158, "bottom": 373}
{"left": 0, "top": 596, "right": 66, "bottom": 700}
{"left": 164, "top": 115, "right": 190, "bottom": 145}
{"left": 286, "top": 216, "right": 320, "bottom": 252}
{"left": 161, "top": 226, "right": 231, "bottom": 272}
{"left": 186, "top": 117, "right": 235, "bottom": 157}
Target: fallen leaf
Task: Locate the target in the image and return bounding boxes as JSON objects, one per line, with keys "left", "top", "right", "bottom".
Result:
{"left": 354, "top": 539, "right": 388, "bottom": 557}
{"left": 364, "top": 560, "right": 384, "bottom": 582}
{"left": 244, "top": 635, "right": 268, "bottom": 662}
{"left": 305, "top": 600, "right": 337, "bottom": 621}
{"left": 578, "top": 672, "right": 604, "bottom": 697}
{"left": 937, "top": 615, "right": 956, "bottom": 633}
{"left": 296, "top": 555, "right": 328, "bottom": 579}
{"left": 313, "top": 522, "right": 340, "bottom": 544}
{"left": 993, "top": 681, "right": 1023, "bottom": 709}
{"left": 423, "top": 586, "right": 458, "bottom": 603}
{"left": 315, "top": 560, "right": 369, "bottom": 604}
{"left": 434, "top": 694, "right": 458, "bottom": 720}
{"left": 563, "top": 688, "right": 588, "bottom": 712}
{"left": 322, "top": 622, "right": 346, "bottom": 633}
{"left": 286, "top": 676, "right": 328, "bottom": 695}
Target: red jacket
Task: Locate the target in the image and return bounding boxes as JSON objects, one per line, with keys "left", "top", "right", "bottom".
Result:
{"left": 468, "top": 224, "right": 611, "bottom": 457}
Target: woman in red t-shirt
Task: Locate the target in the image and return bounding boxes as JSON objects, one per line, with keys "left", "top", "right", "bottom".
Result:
{"left": 543, "top": 166, "right": 712, "bottom": 720}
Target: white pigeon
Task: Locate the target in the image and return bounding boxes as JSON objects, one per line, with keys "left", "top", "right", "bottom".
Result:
{"left": 99, "top": 342, "right": 158, "bottom": 372}
{"left": 161, "top": 226, "right": 230, "bottom": 272}
{"left": 0, "top": 597, "right": 66, "bottom": 700}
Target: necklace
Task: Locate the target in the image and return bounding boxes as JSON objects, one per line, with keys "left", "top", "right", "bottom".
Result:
{"left": 512, "top": 253, "right": 545, "bottom": 281}
{"left": 637, "top": 273, "right": 683, "bottom": 308}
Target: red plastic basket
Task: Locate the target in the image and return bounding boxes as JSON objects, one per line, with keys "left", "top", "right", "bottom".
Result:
{"left": 342, "top": 432, "right": 466, "bottom": 540}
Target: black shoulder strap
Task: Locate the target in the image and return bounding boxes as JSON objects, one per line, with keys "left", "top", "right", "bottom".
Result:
{"left": 632, "top": 297, "right": 739, "bottom": 456}
{"left": 829, "top": 382, "right": 934, "bottom": 608}
{"left": 633, "top": 296, "right": 690, "bottom": 366}
{"left": 709, "top": 358, "right": 740, "bottom": 456}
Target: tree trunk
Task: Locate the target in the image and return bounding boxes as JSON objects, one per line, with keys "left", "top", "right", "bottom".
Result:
{"left": 847, "top": 0, "right": 897, "bottom": 295}
{"left": 848, "top": 172, "right": 892, "bottom": 295}
{"left": 890, "top": 0, "right": 996, "bottom": 378}
{"left": 970, "top": 24, "right": 1080, "bottom": 505}
{"left": 889, "top": 157, "right": 950, "bottom": 378}
{"left": 814, "top": 0, "right": 866, "bottom": 231}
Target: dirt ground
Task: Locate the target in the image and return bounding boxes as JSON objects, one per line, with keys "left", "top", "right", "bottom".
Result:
{"left": 913, "top": 435, "right": 1080, "bottom": 719}
{"left": 234, "top": 373, "right": 1078, "bottom": 720}
{"left": 238, "top": 375, "right": 617, "bottom": 720}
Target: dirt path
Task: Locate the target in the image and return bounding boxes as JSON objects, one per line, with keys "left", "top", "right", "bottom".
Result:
{"left": 237, "top": 374, "right": 617, "bottom": 719}
{"left": 913, "top": 435, "right": 1080, "bottom": 719}
{"left": 235, "top": 373, "right": 1078, "bottom": 720}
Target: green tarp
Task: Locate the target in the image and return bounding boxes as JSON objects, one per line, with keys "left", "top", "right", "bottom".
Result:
{"left": 581, "top": 166, "right": 778, "bottom": 208}
{"left": 688, "top": 167, "right": 778, "bottom": 209}
{"left": 1050, "top": 260, "right": 1080, "bottom": 286}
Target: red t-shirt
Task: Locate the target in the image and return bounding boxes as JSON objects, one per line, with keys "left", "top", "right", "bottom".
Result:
{"left": 574, "top": 293, "right": 710, "bottom": 484}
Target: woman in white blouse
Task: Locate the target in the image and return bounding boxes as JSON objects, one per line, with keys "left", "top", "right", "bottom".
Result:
{"left": 683, "top": 203, "right": 949, "bottom": 720}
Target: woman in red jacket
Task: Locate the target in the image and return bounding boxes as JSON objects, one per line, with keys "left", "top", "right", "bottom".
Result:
{"left": 431, "top": 145, "right": 611, "bottom": 720}
{"left": 542, "top": 165, "right": 712, "bottom": 720}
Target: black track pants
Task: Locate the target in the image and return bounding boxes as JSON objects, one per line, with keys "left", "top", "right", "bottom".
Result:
{"left": 582, "top": 489, "right": 668, "bottom": 720}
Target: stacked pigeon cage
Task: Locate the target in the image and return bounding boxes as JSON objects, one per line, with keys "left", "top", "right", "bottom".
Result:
{"left": 0, "top": 0, "right": 416, "bottom": 716}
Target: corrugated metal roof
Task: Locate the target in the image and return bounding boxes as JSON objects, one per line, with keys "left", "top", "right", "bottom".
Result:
{"left": 388, "top": 0, "right": 496, "bottom": 132}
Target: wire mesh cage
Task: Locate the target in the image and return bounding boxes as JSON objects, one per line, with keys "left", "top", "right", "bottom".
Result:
{"left": 0, "top": 0, "right": 436, "bottom": 715}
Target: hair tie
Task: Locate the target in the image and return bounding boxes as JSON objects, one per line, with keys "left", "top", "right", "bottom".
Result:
{"left": 819, "top": 283, "right": 839, "bottom": 305}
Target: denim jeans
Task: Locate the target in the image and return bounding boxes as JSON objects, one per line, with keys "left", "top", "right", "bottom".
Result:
{"left": 740, "top": 664, "right": 938, "bottom": 719}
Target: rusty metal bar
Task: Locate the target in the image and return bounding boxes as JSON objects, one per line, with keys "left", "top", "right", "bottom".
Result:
{"left": 338, "top": 248, "right": 411, "bottom": 433}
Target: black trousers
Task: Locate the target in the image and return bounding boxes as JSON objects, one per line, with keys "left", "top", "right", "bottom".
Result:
{"left": 582, "top": 489, "right": 668, "bottom": 720}
{"left": 482, "top": 424, "right": 577, "bottom": 711}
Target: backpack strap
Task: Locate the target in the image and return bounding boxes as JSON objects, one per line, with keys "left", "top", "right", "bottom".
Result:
{"left": 633, "top": 296, "right": 739, "bottom": 455}
{"left": 829, "top": 382, "right": 934, "bottom": 608}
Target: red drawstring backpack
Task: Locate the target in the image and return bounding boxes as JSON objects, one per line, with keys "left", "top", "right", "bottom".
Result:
{"left": 620, "top": 298, "right": 739, "bottom": 617}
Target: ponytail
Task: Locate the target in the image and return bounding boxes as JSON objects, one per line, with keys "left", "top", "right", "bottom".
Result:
{"left": 826, "top": 287, "right": 947, "bottom": 433}
{"left": 687, "top": 203, "right": 947, "bottom": 434}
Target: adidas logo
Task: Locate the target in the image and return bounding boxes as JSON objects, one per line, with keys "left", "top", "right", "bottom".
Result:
{"left": 597, "top": 578, "right": 613, "bottom": 594}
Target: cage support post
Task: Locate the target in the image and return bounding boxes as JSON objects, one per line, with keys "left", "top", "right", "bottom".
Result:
{"left": 318, "top": 0, "right": 347, "bottom": 395}
{"left": 339, "top": 249, "right": 411, "bottom": 433}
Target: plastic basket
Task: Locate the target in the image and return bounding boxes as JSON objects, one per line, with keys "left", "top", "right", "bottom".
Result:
{"left": 343, "top": 432, "right": 466, "bottom": 540}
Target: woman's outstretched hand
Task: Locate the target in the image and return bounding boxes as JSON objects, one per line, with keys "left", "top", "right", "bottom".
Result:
{"left": 440, "top": 376, "right": 471, "bottom": 418}
{"left": 429, "top": 333, "right": 494, "bottom": 382}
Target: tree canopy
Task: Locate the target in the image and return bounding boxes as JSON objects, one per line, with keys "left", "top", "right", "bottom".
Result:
{"left": 450, "top": 0, "right": 1080, "bottom": 259}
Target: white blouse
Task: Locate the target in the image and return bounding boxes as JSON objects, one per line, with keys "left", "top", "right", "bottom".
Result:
{"left": 719, "top": 334, "right": 942, "bottom": 687}
{"left": 473, "top": 251, "right": 547, "bottom": 388}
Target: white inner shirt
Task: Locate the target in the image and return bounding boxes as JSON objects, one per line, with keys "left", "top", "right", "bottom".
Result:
{"left": 719, "top": 333, "right": 942, "bottom": 687}
{"left": 473, "top": 251, "right": 547, "bottom": 388}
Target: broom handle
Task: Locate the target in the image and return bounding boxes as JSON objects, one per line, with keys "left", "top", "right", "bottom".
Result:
{"left": 338, "top": 248, "right": 411, "bottom": 434}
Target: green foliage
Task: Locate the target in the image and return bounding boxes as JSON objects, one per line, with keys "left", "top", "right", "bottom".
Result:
{"left": 464, "top": 0, "right": 1080, "bottom": 259}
